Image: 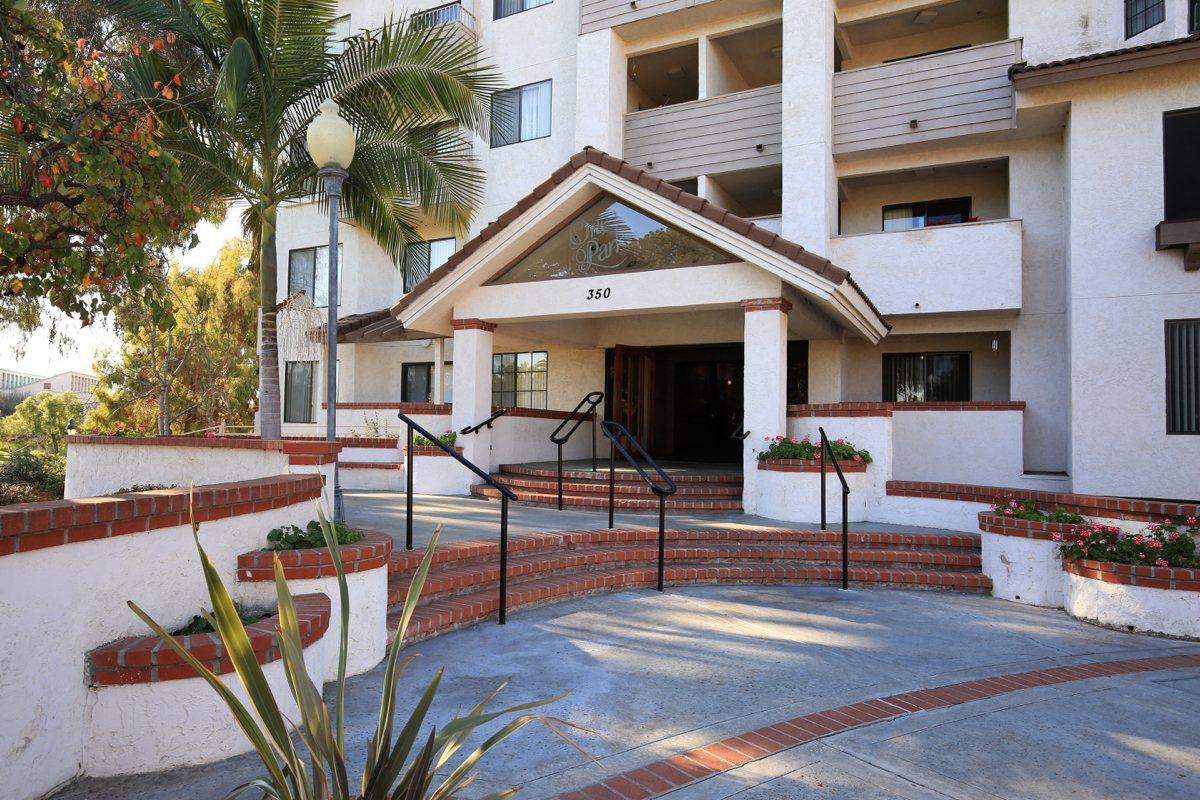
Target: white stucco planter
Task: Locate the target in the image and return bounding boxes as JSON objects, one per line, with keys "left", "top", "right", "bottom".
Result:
{"left": 236, "top": 532, "right": 393, "bottom": 679}
{"left": 1064, "top": 560, "right": 1200, "bottom": 640}
{"left": 977, "top": 512, "right": 1080, "bottom": 607}
{"left": 752, "top": 461, "right": 870, "bottom": 523}
{"left": 403, "top": 447, "right": 473, "bottom": 495}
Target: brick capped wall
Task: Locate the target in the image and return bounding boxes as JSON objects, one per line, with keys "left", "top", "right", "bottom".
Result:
{"left": 237, "top": 531, "right": 392, "bottom": 581}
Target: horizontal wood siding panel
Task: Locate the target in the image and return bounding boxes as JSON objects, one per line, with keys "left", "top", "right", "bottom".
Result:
{"left": 580, "top": 0, "right": 717, "bottom": 34}
{"left": 833, "top": 40, "right": 1020, "bottom": 155}
{"left": 623, "top": 85, "right": 782, "bottom": 179}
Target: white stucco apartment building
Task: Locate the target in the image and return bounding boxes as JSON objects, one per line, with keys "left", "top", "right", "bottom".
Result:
{"left": 272, "top": 0, "right": 1200, "bottom": 504}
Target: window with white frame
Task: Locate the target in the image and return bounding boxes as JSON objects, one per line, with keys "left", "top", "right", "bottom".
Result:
{"left": 494, "top": 0, "right": 550, "bottom": 21}
{"left": 402, "top": 237, "right": 456, "bottom": 293}
{"left": 490, "top": 80, "right": 551, "bottom": 147}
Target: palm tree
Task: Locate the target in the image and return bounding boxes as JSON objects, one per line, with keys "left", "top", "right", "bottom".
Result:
{"left": 107, "top": 0, "right": 502, "bottom": 438}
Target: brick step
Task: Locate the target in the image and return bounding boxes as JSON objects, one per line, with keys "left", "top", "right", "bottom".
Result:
{"left": 388, "top": 528, "right": 983, "bottom": 574}
{"left": 490, "top": 474, "right": 744, "bottom": 498}
{"left": 387, "top": 543, "right": 984, "bottom": 605}
{"left": 388, "top": 564, "right": 993, "bottom": 642}
{"left": 498, "top": 463, "right": 743, "bottom": 485}
{"left": 340, "top": 461, "right": 402, "bottom": 470}
{"left": 471, "top": 484, "right": 743, "bottom": 512}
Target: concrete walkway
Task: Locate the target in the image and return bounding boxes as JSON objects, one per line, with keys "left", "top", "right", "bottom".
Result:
{"left": 53, "top": 586, "right": 1200, "bottom": 800}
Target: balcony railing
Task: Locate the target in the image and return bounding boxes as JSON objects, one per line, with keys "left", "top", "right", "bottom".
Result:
{"left": 828, "top": 218, "right": 1023, "bottom": 316}
{"left": 832, "top": 39, "right": 1022, "bottom": 155}
{"left": 623, "top": 84, "right": 782, "bottom": 181}
{"left": 412, "top": 2, "right": 476, "bottom": 34}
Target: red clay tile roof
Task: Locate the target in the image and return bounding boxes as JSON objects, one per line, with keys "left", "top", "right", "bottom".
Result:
{"left": 1010, "top": 32, "right": 1200, "bottom": 76}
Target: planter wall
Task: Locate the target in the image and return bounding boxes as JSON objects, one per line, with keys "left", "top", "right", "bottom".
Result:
{"left": 752, "top": 460, "right": 870, "bottom": 523}
{"left": 1064, "top": 560, "right": 1200, "bottom": 639}
{"left": 403, "top": 446, "right": 473, "bottom": 495}
{"left": 236, "top": 532, "right": 393, "bottom": 678}
{"left": 977, "top": 512, "right": 1078, "bottom": 606}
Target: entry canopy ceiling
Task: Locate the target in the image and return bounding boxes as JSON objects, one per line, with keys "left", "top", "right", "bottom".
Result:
{"left": 488, "top": 194, "right": 735, "bottom": 285}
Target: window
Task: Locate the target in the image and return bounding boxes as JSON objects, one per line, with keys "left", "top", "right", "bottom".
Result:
{"left": 403, "top": 237, "right": 456, "bottom": 293}
{"left": 287, "top": 245, "right": 341, "bottom": 306}
{"left": 1125, "top": 0, "right": 1165, "bottom": 38}
{"left": 284, "top": 362, "right": 316, "bottom": 423}
{"left": 882, "top": 352, "right": 971, "bottom": 402}
{"left": 882, "top": 198, "right": 971, "bottom": 231}
{"left": 787, "top": 341, "right": 808, "bottom": 405}
{"left": 1166, "top": 319, "right": 1200, "bottom": 435}
{"left": 489, "top": 194, "right": 733, "bottom": 284}
{"left": 491, "top": 80, "right": 551, "bottom": 147}
{"left": 402, "top": 363, "right": 432, "bottom": 403}
{"left": 492, "top": 351, "right": 547, "bottom": 408}
{"left": 494, "top": 0, "right": 550, "bottom": 21}
{"left": 1192, "top": 0, "right": 1200, "bottom": 33}
{"left": 1164, "top": 108, "right": 1200, "bottom": 222}
{"left": 328, "top": 15, "right": 351, "bottom": 55}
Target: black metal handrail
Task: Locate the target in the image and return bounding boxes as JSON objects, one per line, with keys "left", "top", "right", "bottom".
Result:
{"left": 818, "top": 426, "right": 850, "bottom": 591}
{"left": 600, "top": 420, "right": 677, "bottom": 592}
{"left": 731, "top": 423, "right": 751, "bottom": 440}
{"left": 398, "top": 411, "right": 518, "bottom": 624}
{"left": 549, "top": 391, "right": 604, "bottom": 509}
{"left": 460, "top": 407, "right": 508, "bottom": 435}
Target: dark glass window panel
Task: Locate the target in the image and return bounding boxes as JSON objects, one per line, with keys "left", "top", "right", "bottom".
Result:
{"left": 490, "top": 194, "right": 734, "bottom": 284}
{"left": 403, "top": 237, "right": 455, "bottom": 293}
{"left": 402, "top": 363, "right": 433, "bottom": 403}
{"left": 924, "top": 353, "right": 971, "bottom": 401}
{"left": 287, "top": 246, "right": 339, "bottom": 305}
{"left": 1164, "top": 108, "right": 1200, "bottom": 221}
{"left": 882, "top": 197, "right": 970, "bottom": 231}
{"left": 1191, "top": 0, "right": 1200, "bottom": 33}
{"left": 882, "top": 354, "right": 926, "bottom": 401}
{"left": 284, "top": 362, "right": 315, "bottom": 423}
{"left": 490, "top": 80, "right": 551, "bottom": 146}
{"left": 1126, "top": 0, "right": 1165, "bottom": 38}
{"left": 787, "top": 340, "right": 809, "bottom": 405}
{"left": 495, "top": 0, "right": 550, "bottom": 21}
{"left": 1166, "top": 319, "right": 1200, "bottom": 435}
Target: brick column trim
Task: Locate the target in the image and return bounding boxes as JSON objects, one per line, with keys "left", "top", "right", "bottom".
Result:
{"left": 451, "top": 318, "right": 497, "bottom": 332}
{"left": 740, "top": 297, "right": 793, "bottom": 314}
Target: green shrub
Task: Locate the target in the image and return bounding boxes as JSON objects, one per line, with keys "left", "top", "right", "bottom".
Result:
{"left": 172, "top": 605, "right": 269, "bottom": 636}
{"left": 412, "top": 429, "right": 457, "bottom": 448}
{"left": 0, "top": 447, "right": 65, "bottom": 504}
{"left": 990, "top": 496, "right": 1086, "bottom": 524}
{"left": 1057, "top": 519, "right": 1199, "bottom": 568}
{"left": 113, "top": 483, "right": 177, "bottom": 494}
{"left": 757, "top": 434, "right": 872, "bottom": 465}
{"left": 267, "top": 519, "right": 363, "bottom": 550}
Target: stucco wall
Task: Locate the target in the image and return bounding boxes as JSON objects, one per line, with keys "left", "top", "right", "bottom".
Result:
{"left": 891, "top": 409, "right": 1025, "bottom": 486}
{"left": 1064, "top": 571, "right": 1200, "bottom": 639}
{"left": 981, "top": 532, "right": 1064, "bottom": 607}
{"left": 65, "top": 442, "right": 289, "bottom": 498}
{"left": 837, "top": 168, "right": 1009, "bottom": 235}
{"left": 1012, "top": 0, "right": 1196, "bottom": 65}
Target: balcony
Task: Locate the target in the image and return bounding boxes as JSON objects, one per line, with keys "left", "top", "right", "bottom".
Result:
{"left": 623, "top": 84, "right": 782, "bottom": 181}
{"left": 832, "top": 39, "right": 1022, "bottom": 156}
{"left": 581, "top": 0, "right": 721, "bottom": 35}
{"left": 412, "top": 2, "right": 476, "bottom": 36}
{"left": 828, "top": 218, "right": 1022, "bottom": 316}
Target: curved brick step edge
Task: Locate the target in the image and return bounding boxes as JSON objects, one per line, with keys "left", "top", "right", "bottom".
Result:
{"left": 388, "top": 565, "right": 992, "bottom": 642}
{"left": 758, "top": 459, "right": 868, "bottom": 473}
{"left": 498, "top": 464, "right": 743, "bottom": 485}
{"left": 470, "top": 485, "right": 743, "bottom": 512}
{"left": 388, "top": 545, "right": 985, "bottom": 605}
{"left": 1064, "top": 558, "right": 1200, "bottom": 591}
{"left": 340, "top": 461, "right": 403, "bottom": 470}
{"left": 554, "top": 651, "right": 1200, "bottom": 800}
{"left": 238, "top": 531, "right": 393, "bottom": 582}
{"left": 491, "top": 475, "right": 744, "bottom": 497}
{"left": 977, "top": 512, "right": 1081, "bottom": 541}
{"left": 388, "top": 529, "right": 984, "bottom": 574}
{"left": 88, "top": 593, "right": 331, "bottom": 685}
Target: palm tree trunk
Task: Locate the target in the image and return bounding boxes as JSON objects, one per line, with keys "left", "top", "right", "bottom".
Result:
{"left": 259, "top": 204, "right": 282, "bottom": 440}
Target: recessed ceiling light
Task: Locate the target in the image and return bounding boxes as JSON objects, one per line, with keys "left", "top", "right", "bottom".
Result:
{"left": 913, "top": 9, "right": 938, "bottom": 24}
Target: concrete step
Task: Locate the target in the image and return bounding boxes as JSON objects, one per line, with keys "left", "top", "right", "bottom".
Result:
{"left": 387, "top": 563, "right": 993, "bottom": 642}
{"left": 498, "top": 463, "right": 743, "bottom": 485}
{"left": 490, "top": 473, "right": 744, "bottom": 498}
{"left": 470, "top": 483, "right": 743, "bottom": 512}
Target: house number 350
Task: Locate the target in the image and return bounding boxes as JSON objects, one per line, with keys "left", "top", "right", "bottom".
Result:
{"left": 586, "top": 288, "right": 612, "bottom": 300}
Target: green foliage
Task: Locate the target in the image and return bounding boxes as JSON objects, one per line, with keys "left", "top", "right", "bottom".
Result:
{"left": 757, "top": 434, "right": 872, "bottom": 465}
{"left": 113, "top": 482, "right": 176, "bottom": 493}
{"left": 104, "top": 0, "right": 504, "bottom": 437}
{"left": 0, "top": 445, "right": 65, "bottom": 504}
{"left": 129, "top": 501, "right": 583, "bottom": 799}
{"left": 172, "top": 605, "right": 267, "bottom": 636}
{"left": 0, "top": 390, "right": 84, "bottom": 453}
{"left": 1057, "top": 519, "right": 1200, "bottom": 568}
{"left": 267, "top": 519, "right": 362, "bottom": 551}
{"left": 0, "top": 1, "right": 202, "bottom": 327}
{"left": 990, "top": 496, "right": 1086, "bottom": 524}
{"left": 413, "top": 429, "right": 457, "bottom": 449}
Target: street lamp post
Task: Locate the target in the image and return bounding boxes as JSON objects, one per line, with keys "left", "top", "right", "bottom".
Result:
{"left": 306, "top": 99, "right": 357, "bottom": 522}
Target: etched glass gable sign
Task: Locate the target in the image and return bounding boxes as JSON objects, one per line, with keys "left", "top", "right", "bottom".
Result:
{"left": 488, "top": 194, "right": 735, "bottom": 285}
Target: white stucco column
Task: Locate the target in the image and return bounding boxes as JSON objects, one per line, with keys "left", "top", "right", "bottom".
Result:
{"left": 781, "top": 0, "right": 837, "bottom": 249}
{"left": 431, "top": 338, "right": 445, "bottom": 405}
{"left": 450, "top": 319, "right": 494, "bottom": 480}
{"left": 742, "top": 298, "right": 791, "bottom": 515}
{"left": 574, "top": 29, "right": 626, "bottom": 153}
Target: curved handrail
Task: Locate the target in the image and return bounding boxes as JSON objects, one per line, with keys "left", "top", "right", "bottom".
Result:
{"left": 731, "top": 422, "right": 750, "bottom": 440}
{"left": 399, "top": 411, "right": 516, "bottom": 500}
{"left": 600, "top": 420, "right": 677, "bottom": 497}
{"left": 550, "top": 391, "right": 604, "bottom": 445}
{"left": 460, "top": 407, "right": 509, "bottom": 436}
{"left": 818, "top": 426, "right": 850, "bottom": 495}
{"left": 818, "top": 426, "right": 850, "bottom": 591}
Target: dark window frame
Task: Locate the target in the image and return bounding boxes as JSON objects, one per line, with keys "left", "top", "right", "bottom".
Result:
{"left": 1163, "top": 106, "right": 1200, "bottom": 222}
{"left": 283, "top": 361, "right": 316, "bottom": 423}
{"left": 1166, "top": 318, "right": 1200, "bottom": 435}
{"left": 493, "top": 0, "right": 551, "bottom": 21}
{"left": 1191, "top": 0, "right": 1200, "bottom": 33}
{"left": 881, "top": 197, "right": 972, "bottom": 232}
{"left": 1125, "top": 0, "right": 1165, "bottom": 39}
{"left": 287, "top": 244, "right": 341, "bottom": 307}
{"left": 492, "top": 350, "right": 548, "bottom": 409}
{"left": 402, "top": 237, "right": 456, "bottom": 294}
{"left": 490, "top": 80, "right": 552, "bottom": 148}
{"left": 882, "top": 351, "right": 972, "bottom": 402}
{"left": 401, "top": 362, "right": 433, "bottom": 404}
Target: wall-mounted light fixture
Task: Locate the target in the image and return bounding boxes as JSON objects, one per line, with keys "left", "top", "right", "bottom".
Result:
{"left": 992, "top": 335, "right": 1000, "bottom": 352}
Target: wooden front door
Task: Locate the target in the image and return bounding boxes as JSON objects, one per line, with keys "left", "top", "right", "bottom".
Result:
{"left": 612, "top": 345, "right": 655, "bottom": 450}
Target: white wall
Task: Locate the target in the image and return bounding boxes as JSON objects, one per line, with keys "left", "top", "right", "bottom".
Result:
{"left": 1064, "top": 571, "right": 1200, "bottom": 639}
{"left": 66, "top": 442, "right": 289, "bottom": 498}
{"left": 891, "top": 409, "right": 1025, "bottom": 486}
{"left": 1012, "top": 0, "right": 1197, "bottom": 65}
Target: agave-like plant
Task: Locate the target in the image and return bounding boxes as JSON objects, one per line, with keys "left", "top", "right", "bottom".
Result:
{"left": 130, "top": 500, "right": 580, "bottom": 799}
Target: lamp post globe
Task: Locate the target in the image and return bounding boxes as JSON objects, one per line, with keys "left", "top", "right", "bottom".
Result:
{"left": 306, "top": 98, "right": 356, "bottom": 523}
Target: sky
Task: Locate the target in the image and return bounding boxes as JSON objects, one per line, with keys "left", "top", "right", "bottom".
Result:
{"left": 2, "top": 211, "right": 245, "bottom": 378}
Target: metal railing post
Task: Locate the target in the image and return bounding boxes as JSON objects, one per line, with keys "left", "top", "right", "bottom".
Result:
{"left": 842, "top": 489, "right": 849, "bottom": 590}
{"left": 657, "top": 496, "right": 665, "bottom": 592}
{"left": 608, "top": 439, "right": 616, "bottom": 529}
{"left": 591, "top": 413, "right": 597, "bottom": 472}
{"left": 557, "top": 442, "right": 564, "bottom": 511}
{"left": 405, "top": 423, "right": 414, "bottom": 551}
{"left": 499, "top": 495, "right": 508, "bottom": 624}
{"left": 819, "top": 440, "right": 827, "bottom": 531}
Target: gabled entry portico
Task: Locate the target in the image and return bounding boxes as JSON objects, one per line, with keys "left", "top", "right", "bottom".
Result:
{"left": 338, "top": 148, "right": 889, "bottom": 507}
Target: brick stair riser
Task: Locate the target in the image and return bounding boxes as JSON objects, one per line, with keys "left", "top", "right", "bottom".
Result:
{"left": 388, "top": 547, "right": 984, "bottom": 604}
{"left": 471, "top": 485, "right": 742, "bottom": 511}
{"left": 493, "top": 476, "right": 744, "bottom": 498}
{"left": 498, "top": 465, "right": 743, "bottom": 485}
{"left": 389, "top": 568, "right": 991, "bottom": 643}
